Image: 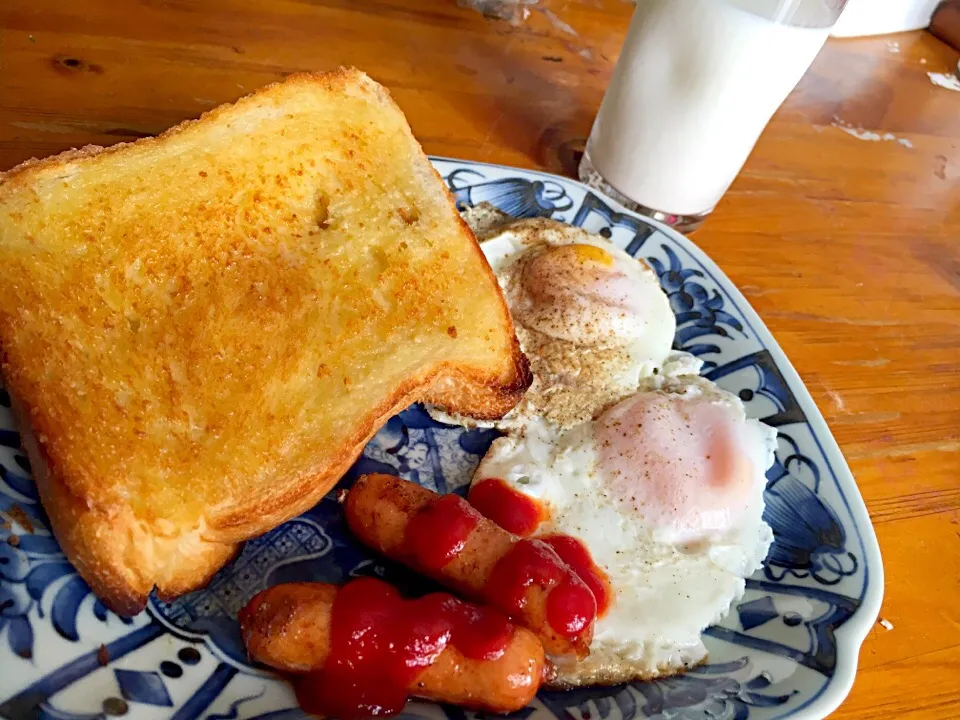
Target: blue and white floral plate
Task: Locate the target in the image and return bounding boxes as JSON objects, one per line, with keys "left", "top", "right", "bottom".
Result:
{"left": 0, "top": 158, "right": 883, "bottom": 720}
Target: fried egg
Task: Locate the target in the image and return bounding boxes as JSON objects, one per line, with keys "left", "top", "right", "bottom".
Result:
{"left": 433, "top": 218, "right": 676, "bottom": 430}
{"left": 471, "top": 375, "right": 776, "bottom": 685}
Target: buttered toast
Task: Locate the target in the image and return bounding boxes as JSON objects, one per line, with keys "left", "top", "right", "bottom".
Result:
{"left": 0, "top": 69, "right": 529, "bottom": 615}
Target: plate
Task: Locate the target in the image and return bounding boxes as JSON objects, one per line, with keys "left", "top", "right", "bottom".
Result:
{"left": 0, "top": 158, "right": 883, "bottom": 720}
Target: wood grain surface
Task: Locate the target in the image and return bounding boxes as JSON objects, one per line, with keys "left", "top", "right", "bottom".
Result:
{"left": 1, "top": 1, "right": 959, "bottom": 717}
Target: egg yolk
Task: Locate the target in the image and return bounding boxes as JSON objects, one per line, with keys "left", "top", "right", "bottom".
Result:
{"left": 521, "top": 244, "right": 625, "bottom": 305}
{"left": 595, "top": 391, "right": 756, "bottom": 542}
{"left": 564, "top": 243, "right": 615, "bottom": 267}
{"left": 516, "top": 242, "right": 652, "bottom": 346}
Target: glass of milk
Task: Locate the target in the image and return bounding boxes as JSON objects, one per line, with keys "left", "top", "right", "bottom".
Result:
{"left": 579, "top": 0, "right": 848, "bottom": 232}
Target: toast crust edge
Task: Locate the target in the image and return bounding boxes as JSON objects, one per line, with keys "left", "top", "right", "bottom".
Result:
{"left": 1, "top": 68, "right": 367, "bottom": 192}
{"left": 12, "top": 396, "right": 241, "bottom": 615}
{"left": 209, "top": 353, "right": 531, "bottom": 539}
{"left": 10, "top": 347, "right": 530, "bottom": 615}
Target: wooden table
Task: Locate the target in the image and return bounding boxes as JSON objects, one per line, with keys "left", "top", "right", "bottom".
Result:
{"left": 1, "top": 1, "right": 959, "bottom": 718}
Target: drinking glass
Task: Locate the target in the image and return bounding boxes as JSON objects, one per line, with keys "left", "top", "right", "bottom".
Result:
{"left": 579, "top": 0, "right": 849, "bottom": 232}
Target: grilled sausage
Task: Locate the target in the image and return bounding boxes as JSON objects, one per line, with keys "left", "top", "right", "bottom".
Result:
{"left": 239, "top": 580, "right": 549, "bottom": 714}
{"left": 344, "top": 473, "right": 596, "bottom": 658}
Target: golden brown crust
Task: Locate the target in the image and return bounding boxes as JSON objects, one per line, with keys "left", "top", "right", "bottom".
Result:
{"left": 18, "top": 419, "right": 149, "bottom": 616}
{"left": 547, "top": 652, "right": 708, "bottom": 689}
{"left": 208, "top": 356, "right": 529, "bottom": 539}
{"left": 0, "top": 69, "right": 360, "bottom": 189}
{"left": 0, "top": 68, "right": 529, "bottom": 614}
{"left": 13, "top": 393, "right": 241, "bottom": 614}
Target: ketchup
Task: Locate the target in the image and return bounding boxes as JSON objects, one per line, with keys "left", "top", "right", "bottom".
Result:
{"left": 397, "top": 485, "right": 599, "bottom": 651}
{"left": 487, "top": 539, "right": 596, "bottom": 641}
{"left": 540, "top": 534, "right": 612, "bottom": 617}
{"left": 295, "top": 578, "right": 514, "bottom": 719}
{"left": 469, "top": 477, "right": 547, "bottom": 537}
{"left": 404, "top": 494, "right": 480, "bottom": 571}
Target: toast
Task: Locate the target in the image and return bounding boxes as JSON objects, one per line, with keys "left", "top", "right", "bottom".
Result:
{"left": 0, "top": 69, "right": 530, "bottom": 615}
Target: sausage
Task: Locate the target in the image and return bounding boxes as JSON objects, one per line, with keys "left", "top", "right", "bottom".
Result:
{"left": 240, "top": 582, "right": 338, "bottom": 672}
{"left": 344, "top": 473, "right": 596, "bottom": 658}
{"left": 239, "top": 581, "right": 549, "bottom": 715}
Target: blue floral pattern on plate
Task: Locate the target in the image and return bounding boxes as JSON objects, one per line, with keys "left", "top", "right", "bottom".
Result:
{"left": 0, "top": 158, "right": 882, "bottom": 720}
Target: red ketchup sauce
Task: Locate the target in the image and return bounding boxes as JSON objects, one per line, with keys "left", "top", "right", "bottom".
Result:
{"left": 539, "top": 534, "right": 612, "bottom": 617}
{"left": 404, "top": 493, "right": 481, "bottom": 571}
{"left": 295, "top": 578, "right": 514, "bottom": 719}
{"left": 399, "top": 484, "right": 600, "bottom": 649}
{"left": 470, "top": 478, "right": 610, "bottom": 634}
{"left": 468, "top": 477, "right": 547, "bottom": 537}
{"left": 487, "top": 539, "right": 597, "bottom": 641}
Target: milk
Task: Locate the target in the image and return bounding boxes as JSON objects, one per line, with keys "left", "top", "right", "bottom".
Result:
{"left": 582, "top": 0, "right": 834, "bottom": 219}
